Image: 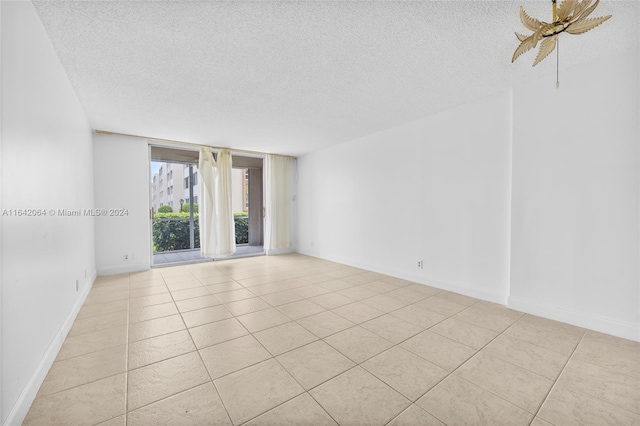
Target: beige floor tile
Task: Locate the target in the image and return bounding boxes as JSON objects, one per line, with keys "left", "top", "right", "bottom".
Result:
{"left": 76, "top": 299, "right": 128, "bottom": 320}
{"left": 206, "top": 280, "right": 243, "bottom": 293}
{"left": 200, "top": 335, "right": 271, "bottom": 379}
{"left": 175, "top": 294, "right": 221, "bottom": 313}
{"left": 453, "top": 304, "right": 522, "bottom": 333}
{"left": 390, "top": 305, "right": 446, "bottom": 329}
{"left": 189, "top": 317, "right": 249, "bottom": 349}
{"left": 362, "top": 347, "right": 448, "bottom": 402}
{"left": 127, "top": 382, "right": 231, "bottom": 425}
{"left": 129, "top": 278, "right": 165, "bottom": 290}
{"left": 504, "top": 314, "right": 585, "bottom": 356}
{"left": 456, "top": 352, "right": 553, "bottom": 413}
{"left": 163, "top": 273, "right": 198, "bottom": 285}
{"left": 129, "top": 293, "right": 174, "bottom": 309}
{"left": 181, "top": 305, "right": 233, "bottom": 328}
{"left": 96, "top": 415, "right": 126, "bottom": 426}
{"left": 303, "top": 273, "right": 335, "bottom": 284}
{"left": 317, "top": 279, "right": 355, "bottom": 292}
{"left": 416, "top": 296, "right": 468, "bottom": 317}
{"left": 429, "top": 317, "right": 499, "bottom": 350}
{"left": 24, "top": 374, "right": 126, "bottom": 426}
{"left": 129, "top": 302, "right": 178, "bottom": 323}
{"left": 261, "top": 290, "right": 307, "bottom": 307}
{"left": 159, "top": 266, "right": 192, "bottom": 276}
{"left": 386, "top": 288, "right": 430, "bottom": 304}
{"left": 129, "top": 270, "right": 163, "bottom": 282}
{"left": 165, "top": 280, "right": 203, "bottom": 292}
{"left": 245, "top": 393, "right": 337, "bottom": 426}
{"left": 437, "top": 291, "right": 478, "bottom": 307}
{"left": 37, "top": 345, "right": 127, "bottom": 397}
{"left": 482, "top": 334, "right": 568, "bottom": 380}
{"left": 538, "top": 382, "right": 640, "bottom": 425}
{"left": 215, "top": 288, "right": 256, "bottom": 303}
{"left": 68, "top": 310, "right": 129, "bottom": 337}
{"left": 403, "top": 283, "right": 441, "bottom": 297}
{"left": 128, "top": 330, "right": 195, "bottom": 370}
{"left": 401, "top": 330, "right": 476, "bottom": 371}
{"left": 129, "top": 285, "right": 169, "bottom": 299}
{"left": 225, "top": 297, "right": 272, "bottom": 316}
{"left": 361, "top": 294, "right": 409, "bottom": 312}
{"left": 170, "top": 286, "right": 212, "bottom": 301}
{"left": 324, "top": 326, "right": 394, "bottom": 363}
{"left": 297, "top": 311, "right": 355, "bottom": 338}
{"left": 292, "top": 284, "right": 333, "bottom": 298}
{"left": 237, "top": 307, "right": 291, "bottom": 333}
{"left": 530, "top": 417, "right": 554, "bottom": 426}
{"left": 214, "top": 358, "right": 304, "bottom": 424}
{"left": 277, "top": 341, "right": 355, "bottom": 390}
{"left": 336, "top": 286, "right": 379, "bottom": 301}
{"left": 360, "top": 281, "right": 399, "bottom": 294}
{"left": 57, "top": 325, "right": 128, "bottom": 360}
{"left": 331, "top": 302, "right": 384, "bottom": 324}
{"left": 417, "top": 375, "right": 533, "bottom": 426}
{"left": 387, "top": 404, "right": 445, "bottom": 426}
{"left": 559, "top": 358, "right": 640, "bottom": 414}
{"left": 381, "top": 277, "right": 413, "bottom": 287}
{"left": 361, "top": 314, "right": 424, "bottom": 344}
{"left": 127, "top": 351, "right": 210, "bottom": 411}
{"left": 278, "top": 299, "right": 326, "bottom": 320}
{"left": 84, "top": 289, "right": 130, "bottom": 305}
{"left": 310, "top": 292, "right": 355, "bottom": 309}
{"left": 573, "top": 330, "right": 640, "bottom": 377}
{"left": 310, "top": 366, "right": 410, "bottom": 426}
{"left": 200, "top": 275, "right": 236, "bottom": 286}
{"left": 128, "top": 315, "right": 185, "bottom": 342}
{"left": 254, "top": 322, "right": 318, "bottom": 356}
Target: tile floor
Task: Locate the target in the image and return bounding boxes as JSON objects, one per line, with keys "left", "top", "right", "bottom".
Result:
{"left": 24, "top": 254, "right": 640, "bottom": 425}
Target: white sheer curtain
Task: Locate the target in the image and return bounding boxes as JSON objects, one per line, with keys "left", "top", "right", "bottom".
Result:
{"left": 199, "top": 147, "right": 235, "bottom": 258}
{"left": 264, "top": 154, "right": 291, "bottom": 255}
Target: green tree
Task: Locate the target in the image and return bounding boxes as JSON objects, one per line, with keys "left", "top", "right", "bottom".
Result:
{"left": 181, "top": 203, "right": 198, "bottom": 213}
{"left": 157, "top": 205, "right": 173, "bottom": 213}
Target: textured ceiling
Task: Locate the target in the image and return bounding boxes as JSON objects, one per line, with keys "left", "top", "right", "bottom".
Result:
{"left": 33, "top": 1, "right": 639, "bottom": 156}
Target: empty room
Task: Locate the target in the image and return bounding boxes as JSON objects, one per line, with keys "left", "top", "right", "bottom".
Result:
{"left": 1, "top": 1, "right": 639, "bottom": 425}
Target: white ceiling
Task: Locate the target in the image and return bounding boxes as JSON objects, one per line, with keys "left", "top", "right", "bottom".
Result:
{"left": 32, "top": 0, "right": 639, "bottom": 157}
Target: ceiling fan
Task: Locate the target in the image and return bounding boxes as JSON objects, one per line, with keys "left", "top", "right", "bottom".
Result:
{"left": 512, "top": 0, "right": 612, "bottom": 85}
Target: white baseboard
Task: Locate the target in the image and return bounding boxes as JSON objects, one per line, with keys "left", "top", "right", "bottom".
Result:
{"left": 295, "top": 249, "right": 508, "bottom": 305}
{"left": 3, "top": 270, "right": 97, "bottom": 426}
{"left": 508, "top": 296, "right": 640, "bottom": 342}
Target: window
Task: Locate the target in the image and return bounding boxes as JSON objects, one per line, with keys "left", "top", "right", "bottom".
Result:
{"left": 194, "top": 196, "right": 198, "bottom": 204}
{"left": 184, "top": 177, "right": 189, "bottom": 189}
{"left": 192, "top": 172, "right": 198, "bottom": 186}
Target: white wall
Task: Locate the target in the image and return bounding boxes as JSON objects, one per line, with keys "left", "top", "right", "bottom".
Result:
{"left": 94, "top": 133, "right": 151, "bottom": 275}
{"left": 297, "top": 91, "right": 513, "bottom": 303}
{"left": 1, "top": 2, "right": 95, "bottom": 424}
{"left": 510, "top": 50, "right": 640, "bottom": 340}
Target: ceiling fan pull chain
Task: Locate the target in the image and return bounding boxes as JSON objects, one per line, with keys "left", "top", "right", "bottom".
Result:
{"left": 556, "top": 37, "right": 560, "bottom": 89}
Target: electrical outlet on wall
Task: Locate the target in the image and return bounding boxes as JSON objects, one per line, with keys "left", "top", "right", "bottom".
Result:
{"left": 417, "top": 260, "right": 423, "bottom": 269}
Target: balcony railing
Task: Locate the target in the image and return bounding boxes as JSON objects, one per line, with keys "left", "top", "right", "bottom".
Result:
{"left": 152, "top": 215, "right": 249, "bottom": 253}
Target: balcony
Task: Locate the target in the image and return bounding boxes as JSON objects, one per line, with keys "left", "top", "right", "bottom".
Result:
{"left": 152, "top": 215, "right": 261, "bottom": 265}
